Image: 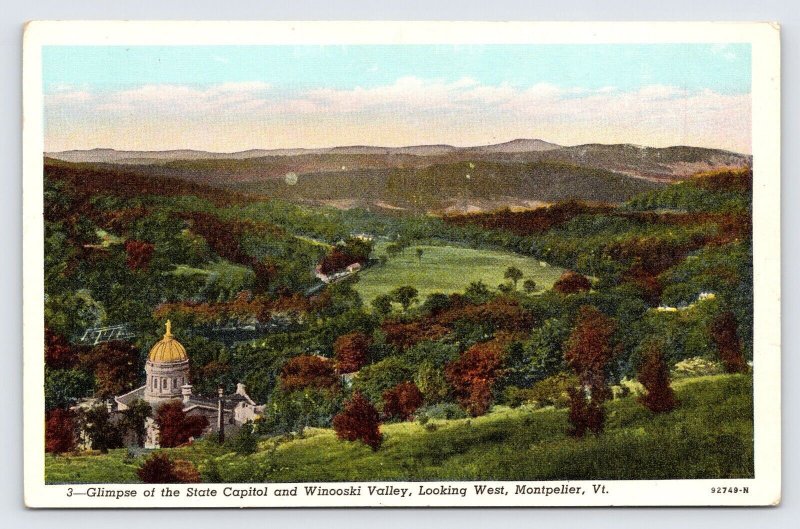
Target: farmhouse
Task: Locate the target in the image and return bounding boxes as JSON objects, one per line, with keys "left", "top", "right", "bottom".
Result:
{"left": 111, "top": 321, "right": 264, "bottom": 448}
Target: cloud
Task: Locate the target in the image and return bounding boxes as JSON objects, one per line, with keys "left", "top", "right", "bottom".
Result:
{"left": 44, "top": 77, "right": 751, "bottom": 153}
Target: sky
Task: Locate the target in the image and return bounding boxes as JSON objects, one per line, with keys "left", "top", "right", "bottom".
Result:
{"left": 42, "top": 44, "right": 752, "bottom": 153}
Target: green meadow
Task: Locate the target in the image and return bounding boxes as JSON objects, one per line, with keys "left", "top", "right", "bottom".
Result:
{"left": 354, "top": 242, "right": 565, "bottom": 307}
{"left": 45, "top": 374, "right": 753, "bottom": 484}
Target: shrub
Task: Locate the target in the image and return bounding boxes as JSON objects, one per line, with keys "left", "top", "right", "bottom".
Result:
{"left": 529, "top": 373, "right": 578, "bottom": 408}
{"left": 332, "top": 392, "right": 383, "bottom": 450}
{"left": 553, "top": 271, "right": 591, "bottom": 294}
{"left": 137, "top": 453, "right": 201, "bottom": 483}
{"left": 415, "top": 402, "right": 467, "bottom": 422}
{"left": 382, "top": 381, "right": 423, "bottom": 421}
{"left": 45, "top": 408, "right": 76, "bottom": 454}
{"left": 227, "top": 421, "right": 259, "bottom": 455}
{"left": 671, "top": 356, "right": 724, "bottom": 379}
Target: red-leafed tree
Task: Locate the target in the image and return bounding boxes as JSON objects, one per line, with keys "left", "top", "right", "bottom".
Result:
{"left": 155, "top": 401, "right": 209, "bottom": 448}
{"left": 124, "top": 240, "right": 155, "bottom": 271}
{"left": 332, "top": 391, "right": 382, "bottom": 450}
{"left": 79, "top": 341, "right": 141, "bottom": 399}
{"left": 280, "top": 355, "right": 340, "bottom": 392}
{"left": 445, "top": 340, "right": 505, "bottom": 417}
{"left": 637, "top": 342, "right": 677, "bottom": 413}
{"left": 45, "top": 328, "right": 85, "bottom": 369}
{"left": 45, "top": 408, "right": 76, "bottom": 454}
{"left": 553, "top": 271, "right": 592, "bottom": 295}
{"left": 564, "top": 305, "right": 617, "bottom": 436}
{"left": 334, "top": 332, "right": 372, "bottom": 374}
{"left": 382, "top": 381, "right": 424, "bottom": 421}
{"left": 710, "top": 311, "right": 748, "bottom": 373}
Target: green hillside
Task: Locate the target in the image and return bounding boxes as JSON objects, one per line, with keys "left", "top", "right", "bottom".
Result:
{"left": 355, "top": 242, "right": 565, "bottom": 308}
{"left": 45, "top": 374, "right": 753, "bottom": 484}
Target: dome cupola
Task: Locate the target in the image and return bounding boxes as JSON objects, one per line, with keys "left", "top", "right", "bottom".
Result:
{"left": 148, "top": 320, "right": 188, "bottom": 363}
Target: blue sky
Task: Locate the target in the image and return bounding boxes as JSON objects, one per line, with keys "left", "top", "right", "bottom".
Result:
{"left": 44, "top": 44, "right": 751, "bottom": 93}
{"left": 42, "top": 44, "right": 752, "bottom": 153}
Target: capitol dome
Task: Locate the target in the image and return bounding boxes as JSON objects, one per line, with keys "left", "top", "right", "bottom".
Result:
{"left": 144, "top": 320, "right": 191, "bottom": 404}
{"left": 148, "top": 320, "right": 188, "bottom": 363}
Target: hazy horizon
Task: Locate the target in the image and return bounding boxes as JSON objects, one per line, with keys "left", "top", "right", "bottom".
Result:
{"left": 43, "top": 44, "right": 752, "bottom": 154}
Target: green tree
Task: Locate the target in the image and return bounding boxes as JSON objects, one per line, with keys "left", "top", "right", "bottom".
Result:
{"left": 504, "top": 266, "right": 524, "bottom": 290}
{"left": 45, "top": 368, "right": 94, "bottom": 411}
{"left": 120, "top": 399, "right": 152, "bottom": 447}
{"left": 415, "top": 247, "right": 424, "bottom": 264}
{"left": 78, "top": 405, "right": 124, "bottom": 453}
{"left": 371, "top": 294, "right": 394, "bottom": 317}
{"left": 227, "top": 420, "right": 259, "bottom": 455}
{"left": 390, "top": 286, "right": 419, "bottom": 312}
{"left": 522, "top": 279, "right": 537, "bottom": 294}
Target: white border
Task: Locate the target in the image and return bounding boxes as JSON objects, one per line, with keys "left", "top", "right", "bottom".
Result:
{"left": 22, "top": 21, "right": 781, "bottom": 508}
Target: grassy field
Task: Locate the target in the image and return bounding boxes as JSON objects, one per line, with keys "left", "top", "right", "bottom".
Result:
{"left": 46, "top": 374, "right": 753, "bottom": 484}
{"left": 354, "top": 242, "right": 565, "bottom": 307}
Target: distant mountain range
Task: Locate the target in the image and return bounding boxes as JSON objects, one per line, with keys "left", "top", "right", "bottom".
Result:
{"left": 44, "top": 139, "right": 751, "bottom": 214}
{"left": 46, "top": 138, "right": 562, "bottom": 163}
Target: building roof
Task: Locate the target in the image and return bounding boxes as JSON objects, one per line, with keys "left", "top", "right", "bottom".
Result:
{"left": 148, "top": 320, "right": 188, "bottom": 363}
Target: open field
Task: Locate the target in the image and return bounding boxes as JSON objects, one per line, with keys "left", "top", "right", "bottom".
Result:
{"left": 45, "top": 374, "right": 753, "bottom": 484}
{"left": 354, "top": 242, "right": 565, "bottom": 307}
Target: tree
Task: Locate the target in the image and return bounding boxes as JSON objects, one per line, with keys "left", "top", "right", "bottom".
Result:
{"left": 334, "top": 332, "right": 372, "bottom": 374}
{"left": 553, "top": 271, "right": 591, "bottom": 295}
{"left": 522, "top": 279, "right": 537, "bottom": 294}
{"left": 382, "top": 381, "right": 423, "bottom": 421}
{"left": 45, "top": 328, "right": 85, "bottom": 369}
{"left": 415, "top": 247, "right": 424, "bottom": 264}
{"left": 45, "top": 408, "right": 76, "bottom": 454}
{"left": 504, "top": 266, "right": 523, "bottom": 290}
{"left": 563, "top": 305, "right": 617, "bottom": 436}
{"left": 352, "top": 356, "right": 414, "bottom": 404}
{"left": 120, "top": 399, "right": 152, "bottom": 447}
{"left": 124, "top": 240, "right": 155, "bottom": 271}
{"left": 78, "top": 405, "right": 124, "bottom": 453}
{"left": 497, "top": 283, "right": 514, "bottom": 294}
{"left": 155, "top": 401, "right": 209, "bottom": 448}
{"left": 371, "top": 294, "right": 394, "bottom": 317}
{"left": 227, "top": 421, "right": 259, "bottom": 455}
{"left": 421, "top": 293, "right": 451, "bottom": 316}
{"left": 45, "top": 368, "right": 94, "bottom": 410}
{"left": 445, "top": 340, "right": 504, "bottom": 417}
{"left": 332, "top": 392, "right": 383, "bottom": 450}
{"left": 464, "top": 281, "right": 492, "bottom": 304}
{"left": 279, "top": 355, "right": 340, "bottom": 392}
{"left": 79, "top": 341, "right": 141, "bottom": 399}
{"left": 390, "top": 286, "right": 418, "bottom": 312}
{"left": 710, "top": 311, "right": 748, "bottom": 373}
{"left": 637, "top": 342, "right": 677, "bottom": 413}
{"left": 137, "top": 453, "right": 201, "bottom": 483}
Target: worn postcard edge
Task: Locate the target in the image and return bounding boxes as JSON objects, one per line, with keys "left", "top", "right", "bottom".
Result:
{"left": 21, "top": 20, "right": 781, "bottom": 508}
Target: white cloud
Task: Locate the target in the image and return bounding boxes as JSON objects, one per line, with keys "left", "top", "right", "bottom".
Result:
{"left": 44, "top": 77, "right": 751, "bottom": 153}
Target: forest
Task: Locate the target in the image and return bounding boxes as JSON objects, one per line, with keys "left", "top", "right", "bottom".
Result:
{"left": 42, "top": 158, "right": 754, "bottom": 483}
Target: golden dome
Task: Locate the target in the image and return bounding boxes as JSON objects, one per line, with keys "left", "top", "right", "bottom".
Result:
{"left": 148, "top": 320, "right": 188, "bottom": 363}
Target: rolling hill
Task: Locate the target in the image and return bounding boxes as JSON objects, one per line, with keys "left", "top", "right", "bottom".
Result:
{"left": 44, "top": 139, "right": 750, "bottom": 214}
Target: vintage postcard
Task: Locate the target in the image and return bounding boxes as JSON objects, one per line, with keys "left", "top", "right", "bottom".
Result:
{"left": 23, "top": 21, "right": 780, "bottom": 507}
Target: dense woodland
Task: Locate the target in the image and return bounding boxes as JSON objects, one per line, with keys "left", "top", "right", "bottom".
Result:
{"left": 43, "top": 158, "right": 752, "bottom": 467}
